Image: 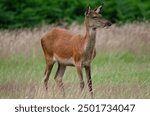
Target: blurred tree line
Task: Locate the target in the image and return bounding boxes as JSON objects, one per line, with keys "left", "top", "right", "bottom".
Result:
{"left": 0, "top": 0, "right": 149, "bottom": 29}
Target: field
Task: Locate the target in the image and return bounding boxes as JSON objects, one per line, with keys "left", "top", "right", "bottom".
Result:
{"left": 0, "top": 23, "right": 150, "bottom": 99}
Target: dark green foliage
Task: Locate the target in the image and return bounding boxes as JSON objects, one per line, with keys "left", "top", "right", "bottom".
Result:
{"left": 0, "top": 0, "right": 149, "bottom": 28}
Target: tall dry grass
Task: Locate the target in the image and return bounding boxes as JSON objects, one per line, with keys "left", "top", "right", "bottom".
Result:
{"left": 0, "top": 23, "right": 150, "bottom": 57}
{"left": 0, "top": 23, "right": 150, "bottom": 98}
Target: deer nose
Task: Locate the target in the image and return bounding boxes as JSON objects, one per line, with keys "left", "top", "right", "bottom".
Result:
{"left": 106, "top": 21, "right": 112, "bottom": 26}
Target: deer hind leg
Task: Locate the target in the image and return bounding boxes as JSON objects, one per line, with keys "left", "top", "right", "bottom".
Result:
{"left": 85, "top": 66, "right": 93, "bottom": 98}
{"left": 76, "top": 64, "right": 85, "bottom": 92}
{"left": 54, "top": 63, "right": 66, "bottom": 97}
{"left": 41, "top": 39, "right": 54, "bottom": 91}
{"left": 43, "top": 59, "right": 54, "bottom": 91}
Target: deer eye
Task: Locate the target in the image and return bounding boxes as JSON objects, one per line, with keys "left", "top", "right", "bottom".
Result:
{"left": 93, "top": 16, "right": 98, "bottom": 19}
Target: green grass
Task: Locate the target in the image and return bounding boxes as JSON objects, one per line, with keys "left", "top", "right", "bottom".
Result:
{"left": 0, "top": 52, "right": 150, "bottom": 98}
{"left": 93, "top": 52, "right": 150, "bottom": 84}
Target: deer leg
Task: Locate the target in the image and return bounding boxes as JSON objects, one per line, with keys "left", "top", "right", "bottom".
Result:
{"left": 76, "top": 65, "right": 84, "bottom": 92}
{"left": 54, "top": 63, "right": 66, "bottom": 97}
{"left": 43, "top": 60, "right": 54, "bottom": 91}
{"left": 85, "top": 66, "right": 93, "bottom": 98}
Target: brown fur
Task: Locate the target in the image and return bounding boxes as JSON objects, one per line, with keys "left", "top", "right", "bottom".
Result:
{"left": 41, "top": 4, "right": 111, "bottom": 98}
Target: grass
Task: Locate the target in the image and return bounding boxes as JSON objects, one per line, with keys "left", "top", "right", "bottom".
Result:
{"left": 0, "top": 52, "right": 150, "bottom": 98}
{"left": 0, "top": 23, "right": 150, "bottom": 98}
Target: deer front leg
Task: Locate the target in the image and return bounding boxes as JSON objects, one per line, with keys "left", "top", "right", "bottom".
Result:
{"left": 85, "top": 66, "right": 93, "bottom": 98}
{"left": 76, "top": 64, "right": 84, "bottom": 92}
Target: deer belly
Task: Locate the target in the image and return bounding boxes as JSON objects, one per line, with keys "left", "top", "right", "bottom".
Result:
{"left": 53, "top": 54, "right": 75, "bottom": 65}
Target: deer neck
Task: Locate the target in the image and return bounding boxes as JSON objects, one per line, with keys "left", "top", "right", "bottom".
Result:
{"left": 83, "top": 19, "right": 96, "bottom": 62}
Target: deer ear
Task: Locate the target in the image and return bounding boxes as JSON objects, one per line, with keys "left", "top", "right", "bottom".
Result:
{"left": 85, "top": 5, "right": 91, "bottom": 16}
{"left": 94, "top": 3, "right": 103, "bottom": 13}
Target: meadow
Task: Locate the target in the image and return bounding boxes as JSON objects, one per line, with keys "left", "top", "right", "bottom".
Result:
{"left": 0, "top": 23, "right": 150, "bottom": 98}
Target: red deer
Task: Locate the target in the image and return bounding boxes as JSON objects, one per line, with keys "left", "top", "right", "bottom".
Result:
{"left": 41, "top": 4, "right": 111, "bottom": 98}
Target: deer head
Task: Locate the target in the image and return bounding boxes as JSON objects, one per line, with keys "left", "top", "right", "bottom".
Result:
{"left": 85, "top": 4, "right": 112, "bottom": 29}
